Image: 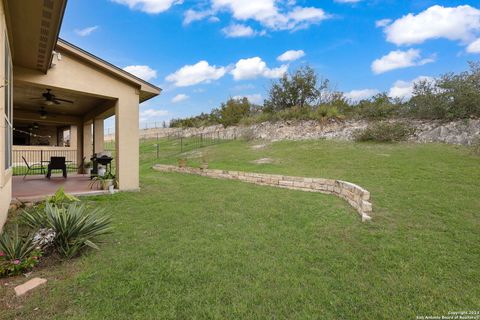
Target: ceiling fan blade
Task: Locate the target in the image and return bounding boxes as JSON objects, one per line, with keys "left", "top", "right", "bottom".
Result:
{"left": 53, "top": 100, "right": 61, "bottom": 105}
{"left": 54, "top": 98, "right": 74, "bottom": 104}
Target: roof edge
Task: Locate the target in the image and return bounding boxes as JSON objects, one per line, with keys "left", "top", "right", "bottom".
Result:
{"left": 56, "top": 39, "right": 162, "bottom": 99}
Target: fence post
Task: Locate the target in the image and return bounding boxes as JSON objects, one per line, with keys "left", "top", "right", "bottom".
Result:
{"left": 156, "top": 144, "right": 159, "bottom": 159}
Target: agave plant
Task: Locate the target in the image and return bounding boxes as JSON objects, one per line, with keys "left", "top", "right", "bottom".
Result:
{"left": 41, "top": 203, "right": 112, "bottom": 258}
{"left": 0, "top": 227, "right": 41, "bottom": 277}
{"left": 0, "top": 225, "right": 37, "bottom": 261}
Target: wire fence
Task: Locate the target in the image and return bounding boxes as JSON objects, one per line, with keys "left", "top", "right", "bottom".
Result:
{"left": 105, "top": 122, "right": 169, "bottom": 136}
{"left": 167, "top": 131, "right": 234, "bottom": 154}
{"left": 104, "top": 130, "right": 236, "bottom": 164}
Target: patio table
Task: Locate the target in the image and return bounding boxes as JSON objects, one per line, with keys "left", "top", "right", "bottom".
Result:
{"left": 41, "top": 160, "right": 73, "bottom": 164}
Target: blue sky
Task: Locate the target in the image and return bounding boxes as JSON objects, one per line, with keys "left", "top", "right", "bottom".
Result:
{"left": 59, "top": 0, "right": 480, "bottom": 128}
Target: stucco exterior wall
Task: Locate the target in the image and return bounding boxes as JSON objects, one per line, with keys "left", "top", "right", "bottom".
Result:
{"left": 0, "top": 0, "right": 11, "bottom": 231}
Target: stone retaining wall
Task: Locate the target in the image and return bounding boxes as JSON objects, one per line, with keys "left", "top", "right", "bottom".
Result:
{"left": 153, "top": 164, "right": 373, "bottom": 222}
{"left": 130, "top": 119, "right": 480, "bottom": 146}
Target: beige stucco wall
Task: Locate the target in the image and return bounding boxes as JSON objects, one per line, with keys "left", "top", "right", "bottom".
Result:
{"left": 0, "top": 0, "right": 11, "bottom": 231}
{"left": 15, "top": 48, "right": 142, "bottom": 191}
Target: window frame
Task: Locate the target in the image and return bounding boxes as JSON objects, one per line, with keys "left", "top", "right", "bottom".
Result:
{"left": 4, "top": 32, "right": 12, "bottom": 171}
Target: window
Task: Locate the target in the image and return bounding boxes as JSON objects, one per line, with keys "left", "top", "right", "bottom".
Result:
{"left": 4, "top": 35, "right": 12, "bottom": 170}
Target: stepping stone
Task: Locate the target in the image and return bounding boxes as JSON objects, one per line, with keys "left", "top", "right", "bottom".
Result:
{"left": 14, "top": 278, "right": 47, "bottom": 296}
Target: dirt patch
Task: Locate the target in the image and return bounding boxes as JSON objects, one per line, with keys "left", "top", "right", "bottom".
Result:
{"left": 251, "top": 144, "right": 268, "bottom": 150}
{"left": 252, "top": 158, "right": 274, "bottom": 164}
{"left": 179, "top": 150, "right": 203, "bottom": 159}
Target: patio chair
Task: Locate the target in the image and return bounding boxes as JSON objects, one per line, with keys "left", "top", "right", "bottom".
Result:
{"left": 22, "top": 156, "right": 46, "bottom": 180}
{"left": 67, "top": 156, "right": 86, "bottom": 173}
{"left": 46, "top": 157, "right": 67, "bottom": 179}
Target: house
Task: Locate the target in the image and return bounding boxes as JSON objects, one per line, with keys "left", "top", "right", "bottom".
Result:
{"left": 0, "top": 0, "right": 161, "bottom": 230}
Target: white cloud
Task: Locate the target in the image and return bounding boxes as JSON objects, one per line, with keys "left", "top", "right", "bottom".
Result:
{"left": 222, "top": 24, "right": 263, "bottom": 38}
{"left": 375, "top": 19, "right": 391, "bottom": 28}
{"left": 233, "top": 93, "right": 263, "bottom": 104}
{"left": 171, "top": 94, "right": 189, "bottom": 103}
{"left": 209, "top": 16, "right": 221, "bottom": 23}
{"left": 383, "top": 5, "right": 480, "bottom": 46}
{"left": 277, "top": 49, "right": 305, "bottom": 62}
{"left": 183, "top": 9, "right": 214, "bottom": 25}
{"left": 166, "top": 61, "right": 227, "bottom": 87}
{"left": 111, "top": 0, "right": 183, "bottom": 14}
{"left": 371, "top": 49, "right": 435, "bottom": 74}
{"left": 388, "top": 76, "right": 434, "bottom": 99}
{"left": 74, "top": 26, "right": 99, "bottom": 37}
{"left": 140, "top": 108, "right": 169, "bottom": 122}
{"left": 345, "top": 89, "right": 379, "bottom": 101}
{"left": 231, "top": 57, "right": 288, "bottom": 80}
{"left": 123, "top": 65, "right": 158, "bottom": 81}
{"left": 211, "top": 0, "right": 329, "bottom": 31}
{"left": 467, "top": 38, "right": 480, "bottom": 53}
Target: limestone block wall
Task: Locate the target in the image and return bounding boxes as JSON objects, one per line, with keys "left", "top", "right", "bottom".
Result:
{"left": 153, "top": 164, "right": 373, "bottom": 222}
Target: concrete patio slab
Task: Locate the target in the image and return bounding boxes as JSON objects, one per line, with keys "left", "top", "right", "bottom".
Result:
{"left": 12, "top": 174, "right": 110, "bottom": 203}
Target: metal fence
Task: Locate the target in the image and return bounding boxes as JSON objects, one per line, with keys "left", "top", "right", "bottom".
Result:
{"left": 13, "top": 149, "right": 79, "bottom": 176}
{"left": 171, "top": 131, "right": 234, "bottom": 153}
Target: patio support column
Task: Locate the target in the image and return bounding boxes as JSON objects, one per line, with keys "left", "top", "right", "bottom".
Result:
{"left": 71, "top": 124, "right": 85, "bottom": 172}
{"left": 83, "top": 122, "right": 93, "bottom": 160}
{"left": 93, "top": 118, "right": 104, "bottom": 154}
{"left": 70, "top": 125, "right": 78, "bottom": 149}
{"left": 115, "top": 94, "right": 139, "bottom": 191}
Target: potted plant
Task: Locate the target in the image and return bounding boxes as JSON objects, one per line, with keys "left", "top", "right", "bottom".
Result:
{"left": 83, "top": 161, "right": 92, "bottom": 175}
{"left": 89, "top": 172, "right": 116, "bottom": 191}
{"left": 178, "top": 158, "right": 187, "bottom": 168}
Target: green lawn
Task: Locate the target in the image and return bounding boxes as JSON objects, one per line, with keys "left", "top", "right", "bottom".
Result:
{"left": 2, "top": 139, "right": 479, "bottom": 319}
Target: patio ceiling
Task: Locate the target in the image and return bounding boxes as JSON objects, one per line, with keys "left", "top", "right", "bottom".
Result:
{"left": 6, "top": 0, "right": 67, "bottom": 73}
{"left": 13, "top": 83, "right": 115, "bottom": 124}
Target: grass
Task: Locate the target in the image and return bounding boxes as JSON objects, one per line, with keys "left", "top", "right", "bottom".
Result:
{"left": 1, "top": 139, "right": 479, "bottom": 319}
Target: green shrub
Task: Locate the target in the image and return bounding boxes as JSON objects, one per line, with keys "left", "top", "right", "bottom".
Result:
{"left": 239, "top": 112, "right": 273, "bottom": 125}
{"left": 0, "top": 226, "right": 41, "bottom": 277}
{"left": 355, "top": 93, "right": 400, "bottom": 120}
{"left": 22, "top": 203, "right": 112, "bottom": 259}
{"left": 354, "top": 122, "right": 415, "bottom": 142}
{"left": 46, "top": 187, "right": 80, "bottom": 206}
{"left": 311, "top": 105, "right": 342, "bottom": 121}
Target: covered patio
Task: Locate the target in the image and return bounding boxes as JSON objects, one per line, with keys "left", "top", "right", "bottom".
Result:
{"left": 10, "top": 36, "right": 160, "bottom": 199}
{"left": 12, "top": 174, "right": 109, "bottom": 203}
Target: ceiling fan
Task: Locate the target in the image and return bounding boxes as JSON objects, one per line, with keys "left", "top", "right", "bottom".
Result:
{"left": 31, "top": 89, "right": 74, "bottom": 105}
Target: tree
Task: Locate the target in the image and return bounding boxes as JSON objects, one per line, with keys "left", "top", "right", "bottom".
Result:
{"left": 264, "top": 66, "right": 323, "bottom": 112}
{"left": 409, "top": 61, "right": 480, "bottom": 120}
{"left": 219, "top": 97, "right": 251, "bottom": 127}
